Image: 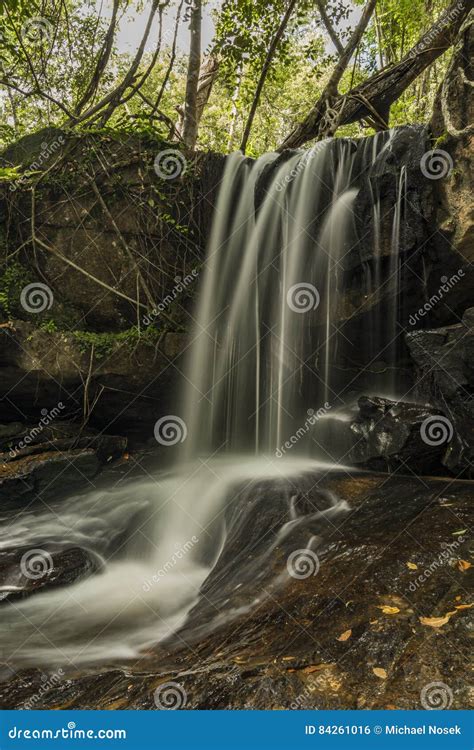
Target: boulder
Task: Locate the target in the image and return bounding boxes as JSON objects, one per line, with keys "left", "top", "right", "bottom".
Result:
{"left": 0, "top": 449, "right": 101, "bottom": 505}
{"left": 0, "top": 420, "right": 127, "bottom": 463}
{"left": 347, "top": 395, "right": 454, "bottom": 475}
{"left": 423, "top": 11, "right": 474, "bottom": 325}
{"left": 0, "top": 546, "right": 99, "bottom": 604}
{"left": 431, "top": 12, "right": 474, "bottom": 268}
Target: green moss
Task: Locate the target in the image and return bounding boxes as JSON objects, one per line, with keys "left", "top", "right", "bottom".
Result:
{"left": 433, "top": 132, "right": 449, "bottom": 148}
{"left": 71, "top": 325, "right": 162, "bottom": 359}
{"left": 0, "top": 261, "right": 33, "bottom": 318}
{"left": 0, "top": 166, "right": 21, "bottom": 182}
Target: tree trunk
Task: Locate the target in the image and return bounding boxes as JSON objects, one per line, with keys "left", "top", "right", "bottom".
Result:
{"left": 182, "top": 0, "right": 202, "bottom": 150}
{"left": 240, "top": 0, "right": 299, "bottom": 153}
{"left": 316, "top": 0, "right": 343, "bottom": 54}
{"left": 279, "top": 0, "right": 471, "bottom": 151}
{"left": 195, "top": 55, "right": 220, "bottom": 126}
{"left": 74, "top": 0, "right": 120, "bottom": 116}
{"left": 70, "top": 0, "right": 160, "bottom": 126}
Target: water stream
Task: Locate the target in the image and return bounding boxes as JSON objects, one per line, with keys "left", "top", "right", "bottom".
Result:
{"left": 0, "top": 132, "right": 409, "bottom": 670}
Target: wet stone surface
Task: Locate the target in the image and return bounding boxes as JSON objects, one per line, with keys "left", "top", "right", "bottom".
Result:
{"left": 0, "top": 469, "right": 472, "bottom": 710}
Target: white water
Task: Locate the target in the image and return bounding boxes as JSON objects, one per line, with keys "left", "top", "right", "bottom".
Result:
{"left": 0, "top": 456, "right": 346, "bottom": 667}
{"left": 0, "top": 134, "right": 408, "bottom": 671}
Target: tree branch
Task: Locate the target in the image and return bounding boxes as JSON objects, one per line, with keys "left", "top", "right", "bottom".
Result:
{"left": 278, "top": 0, "right": 470, "bottom": 150}
{"left": 240, "top": 0, "right": 299, "bottom": 153}
{"left": 316, "top": 0, "right": 343, "bottom": 54}
{"left": 69, "top": 0, "right": 160, "bottom": 126}
{"left": 74, "top": 0, "right": 120, "bottom": 116}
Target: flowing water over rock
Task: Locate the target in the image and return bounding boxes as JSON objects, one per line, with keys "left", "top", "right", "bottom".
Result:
{"left": 0, "top": 457, "right": 348, "bottom": 667}
{"left": 3, "top": 129, "right": 469, "bottom": 708}
{"left": 183, "top": 133, "right": 409, "bottom": 459}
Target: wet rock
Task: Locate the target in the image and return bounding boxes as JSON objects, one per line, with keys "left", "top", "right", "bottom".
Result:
{"left": 1, "top": 471, "right": 471, "bottom": 710}
{"left": 0, "top": 420, "right": 127, "bottom": 465}
{"left": 0, "top": 546, "right": 99, "bottom": 604}
{"left": 406, "top": 308, "right": 474, "bottom": 475}
{"left": 347, "top": 395, "right": 451, "bottom": 475}
{"left": 0, "top": 449, "right": 100, "bottom": 504}
{"left": 0, "top": 422, "right": 25, "bottom": 439}
{"left": 0, "top": 417, "right": 127, "bottom": 505}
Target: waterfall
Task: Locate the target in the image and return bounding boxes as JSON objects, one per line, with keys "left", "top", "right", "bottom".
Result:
{"left": 182, "top": 132, "right": 406, "bottom": 460}
{"left": 0, "top": 132, "right": 411, "bottom": 670}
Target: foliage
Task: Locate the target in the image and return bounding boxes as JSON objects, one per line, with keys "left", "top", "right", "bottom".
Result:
{"left": 71, "top": 325, "right": 162, "bottom": 359}
{"left": 0, "top": 0, "right": 459, "bottom": 156}
{"left": 0, "top": 260, "right": 31, "bottom": 317}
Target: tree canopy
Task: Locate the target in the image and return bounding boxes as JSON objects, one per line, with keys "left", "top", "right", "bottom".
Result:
{"left": 0, "top": 0, "right": 469, "bottom": 155}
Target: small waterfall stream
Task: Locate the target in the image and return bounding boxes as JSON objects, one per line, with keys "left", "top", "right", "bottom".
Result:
{"left": 183, "top": 132, "right": 405, "bottom": 459}
{"left": 0, "top": 131, "right": 410, "bottom": 669}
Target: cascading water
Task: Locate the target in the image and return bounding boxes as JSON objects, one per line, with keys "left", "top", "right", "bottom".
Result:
{"left": 0, "top": 132, "right": 409, "bottom": 670}
{"left": 183, "top": 132, "right": 406, "bottom": 460}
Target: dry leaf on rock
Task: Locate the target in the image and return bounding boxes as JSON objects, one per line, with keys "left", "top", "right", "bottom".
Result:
{"left": 337, "top": 629, "right": 352, "bottom": 642}
{"left": 406, "top": 562, "right": 418, "bottom": 570}
{"left": 458, "top": 559, "right": 472, "bottom": 572}
{"left": 377, "top": 605, "right": 400, "bottom": 615}
{"left": 301, "top": 664, "right": 335, "bottom": 673}
{"left": 373, "top": 667, "right": 387, "bottom": 679}
{"left": 419, "top": 613, "right": 455, "bottom": 628}
{"left": 455, "top": 603, "right": 473, "bottom": 610}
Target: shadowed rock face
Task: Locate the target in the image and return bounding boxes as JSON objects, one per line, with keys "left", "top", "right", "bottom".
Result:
{"left": 0, "top": 420, "right": 127, "bottom": 505}
{"left": 431, "top": 12, "right": 474, "bottom": 272}
{"left": 0, "top": 113, "right": 473, "bottom": 443}
{"left": 0, "top": 320, "right": 187, "bottom": 443}
{"left": 347, "top": 396, "right": 453, "bottom": 475}
{"left": 0, "top": 470, "right": 471, "bottom": 710}
{"left": 406, "top": 307, "right": 474, "bottom": 476}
